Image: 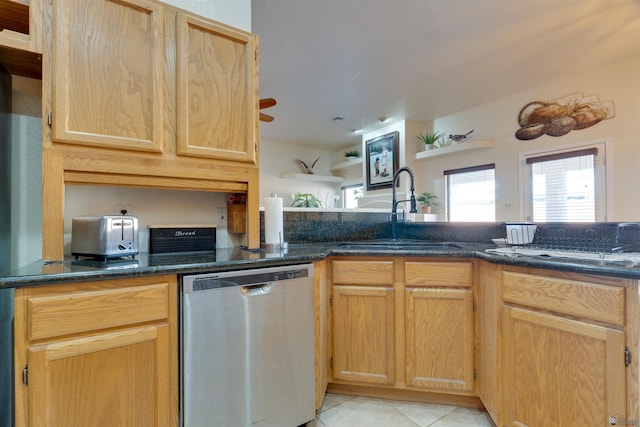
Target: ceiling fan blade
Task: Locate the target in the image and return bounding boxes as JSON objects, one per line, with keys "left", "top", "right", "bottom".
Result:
{"left": 260, "top": 112, "right": 274, "bottom": 122}
{"left": 259, "top": 98, "right": 276, "bottom": 109}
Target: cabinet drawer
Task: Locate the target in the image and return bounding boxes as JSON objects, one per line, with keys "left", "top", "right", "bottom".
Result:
{"left": 26, "top": 281, "right": 171, "bottom": 341}
{"left": 332, "top": 260, "right": 394, "bottom": 285}
{"left": 502, "top": 271, "right": 625, "bottom": 325}
{"left": 405, "top": 261, "right": 473, "bottom": 287}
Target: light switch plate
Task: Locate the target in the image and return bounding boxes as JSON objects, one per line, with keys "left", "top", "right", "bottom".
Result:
{"left": 215, "top": 207, "right": 227, "bottom": 227}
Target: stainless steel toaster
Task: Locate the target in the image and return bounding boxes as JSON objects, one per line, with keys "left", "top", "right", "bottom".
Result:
{"left": 71, "top": 215, "right": 139, "bottom": 258}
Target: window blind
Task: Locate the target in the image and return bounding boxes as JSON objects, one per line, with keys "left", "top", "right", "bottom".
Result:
{"left": 523, "top": 148, "right": 602, "bottom": 222}
{"left": 445, "top": 164, "right": 495, "bottom": 222}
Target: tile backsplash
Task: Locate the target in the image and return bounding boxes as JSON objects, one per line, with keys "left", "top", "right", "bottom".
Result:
{"left": 261, "top": 210, "right": 640, "bottom": 251}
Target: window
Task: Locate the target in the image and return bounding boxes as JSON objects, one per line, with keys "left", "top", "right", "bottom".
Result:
{"left": 341, "top": 184, "right": 363, "bottom": 208}
{"left": 522, "top": 143, "right": 606, "bottom": 222}
{"left": 445, "top": 164, "right": 495, "bottom": 222}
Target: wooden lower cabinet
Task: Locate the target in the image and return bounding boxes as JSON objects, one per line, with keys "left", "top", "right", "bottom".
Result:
{"left": 502, "top": 306, "right": 626, "bottom": 427}
{"left": 405, "top": 287, "right": 474, "bottom": 392}
{"left": 13, "top": 275, "right": 178, "bottom": 427}
{"left": 325, "top": 258, "right": 639, "bottom": 427}
{"left": 497, "top": 266, "right": 637, "bottom": 427}
{"left": 329, "top": 257, "right": 475, "bottom": 397}
{"left": 332, "top": 284, "right": 395, "bottom": 385}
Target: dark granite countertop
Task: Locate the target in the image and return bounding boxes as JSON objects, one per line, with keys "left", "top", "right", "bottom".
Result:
{"left": 3, "top": 240, "right": 640, "bottom": 289}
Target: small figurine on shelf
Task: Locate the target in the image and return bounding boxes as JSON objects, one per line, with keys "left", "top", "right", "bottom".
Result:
{"left": 296, "top": 157, "right": 320, "bottom": 174}
{"left": 448, "top": 130, "right": 474, "bottom": 144}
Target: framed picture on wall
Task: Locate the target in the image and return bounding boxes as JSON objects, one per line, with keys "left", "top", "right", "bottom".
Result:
{"left": 365, "top": 131, "right": 399, "bottom": 191}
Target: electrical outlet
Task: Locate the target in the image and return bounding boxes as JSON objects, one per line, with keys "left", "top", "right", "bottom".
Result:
{"left": 114, "top": 204, "right": 132, "bottom": 215}
{"left": 216, "top": 207, "right": 227, "bottom": 227}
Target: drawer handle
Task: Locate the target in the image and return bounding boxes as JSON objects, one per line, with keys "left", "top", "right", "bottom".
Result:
{"left": 241, "top": 283, "right": 273, "bottom": 295}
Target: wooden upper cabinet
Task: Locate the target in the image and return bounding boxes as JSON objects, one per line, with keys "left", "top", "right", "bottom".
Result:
{"left": 0, "top": 0, "right": 44, "bottom": 78}
{"left": 51, "top": 0, "right": 164, "bottom": 152}
{"left": 175, "top": 12, "right": 257, "bottom": 163}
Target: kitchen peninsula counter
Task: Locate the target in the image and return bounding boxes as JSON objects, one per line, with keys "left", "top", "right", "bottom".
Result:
{"left": 4, "top": 241, "right": 640, "bottom": 288}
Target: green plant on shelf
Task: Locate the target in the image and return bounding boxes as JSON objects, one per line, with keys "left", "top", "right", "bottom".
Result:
{"left": 417, "top": 192, "right": 439, "bottom": 213}
{"left": 291, "top": 192, "right": 323, "bottom": 208}
{"left": 416, "top": 131, "right": 445, "bottom": 147}
{"left": 344, "top": 150, "right": 360, "bottom": 158}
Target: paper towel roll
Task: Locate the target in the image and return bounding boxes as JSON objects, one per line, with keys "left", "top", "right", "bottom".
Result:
{"left": 264, "top": 195, "right": 284, "bottom": 246}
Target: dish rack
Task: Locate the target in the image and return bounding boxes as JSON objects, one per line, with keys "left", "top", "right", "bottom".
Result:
{"left": 505, "top": 223, "right": 537, "bottom": 245}
{"left": 504, "top": 223, "right": 640, "bottom": 254}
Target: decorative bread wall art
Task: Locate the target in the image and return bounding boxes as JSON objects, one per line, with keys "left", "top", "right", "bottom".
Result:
{"left": 515, "top": 92, "right": 614, "bottom": 140}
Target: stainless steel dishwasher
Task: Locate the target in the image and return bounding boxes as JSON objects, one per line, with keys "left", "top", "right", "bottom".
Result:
{"left": 180, "top": 264, "right": 315, "bottom": 427}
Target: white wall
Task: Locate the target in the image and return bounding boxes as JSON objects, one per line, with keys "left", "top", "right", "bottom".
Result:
{"left": 64, "top": 186, "right": 239, "bottom": 254}
{"left": 356, "top": 120, "right": 425, "bottom": 210}
{"left": 425, "top": 54, "right": 640, "bottom": 222}
{"left": 162, "top": 0, "right": 251, "bottom": 31}
{"left": 11, "top": 77, "right": 42, "bottom": 267}
{"left": 259, "top": 139, "right": 341, "bottom": 208}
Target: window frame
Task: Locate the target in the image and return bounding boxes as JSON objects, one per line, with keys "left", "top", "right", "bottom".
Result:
{"left": 518, "top": 139, "right": 611, "bottom": 222}
{"left": 444, "top": 163, "right": 496, "bottom": 222}
{"left": 341, "top": 183, "right": 364, "bottom": 209}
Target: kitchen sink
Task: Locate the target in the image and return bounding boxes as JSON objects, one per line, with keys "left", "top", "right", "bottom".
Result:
{"left": 338, "top": 240, "right": 462, "bottom": 251}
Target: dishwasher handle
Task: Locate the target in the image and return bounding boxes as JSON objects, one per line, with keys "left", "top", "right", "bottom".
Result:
{"left": 240, "top": 283, "right": 274, "bottom": 295}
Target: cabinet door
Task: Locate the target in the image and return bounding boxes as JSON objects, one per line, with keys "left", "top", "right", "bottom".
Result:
{"left": 503, "top": 306, "right": 626, "bottom": 427}
{"left": 51, "top": 0, "right": 164, "bottom": 152}
{"left": 14, "top": 276, "right": 178, "bottom": 427}
{"left": 28, "top": 325, "right": 171, "bottom": 427}
{"left": 176, "top": 13, "right": 257, "bottom": 163}
{"left": 331, "top": 285, "right": 395, "bottom": 385}
{"left": 405, "top": 287, "right": 474, "bottom": 392}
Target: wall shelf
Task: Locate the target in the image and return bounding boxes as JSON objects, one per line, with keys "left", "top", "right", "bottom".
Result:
{"left": 415, "top": 139, "right": 496, "bottom": 160}
{"left": 279, "top": 172, "right": 344, "bottom": 183}
{"left": 330, "top": 157, "right": 362, "bottom": 171}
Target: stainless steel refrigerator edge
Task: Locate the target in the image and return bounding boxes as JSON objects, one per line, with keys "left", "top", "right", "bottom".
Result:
{"left": 0, "top": 63, "right": 14, "bottom": 426}
{"left": 180, "top": 264, "right": 316, "bottom": 427}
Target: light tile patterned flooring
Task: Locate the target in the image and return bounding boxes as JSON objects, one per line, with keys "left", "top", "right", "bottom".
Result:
{"left": 306, "top": 393, "right": 496, "bottom": 427}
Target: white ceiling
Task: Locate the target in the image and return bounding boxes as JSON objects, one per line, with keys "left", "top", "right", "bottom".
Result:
{"left": 251, "top": 0, "right": 640, "bottom": 149}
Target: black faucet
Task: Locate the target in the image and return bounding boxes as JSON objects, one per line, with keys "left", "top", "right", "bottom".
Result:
{"left": 391, "top": 166, "right": 418, "bottom": 241}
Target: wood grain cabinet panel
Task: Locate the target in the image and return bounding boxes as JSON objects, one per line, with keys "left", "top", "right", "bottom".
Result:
{"left": 26, "top": 283, "right": 169, "bottom": 341}
{"left": 405, "top": 287, "right": 474, "bottom": 392}
{"left": 28, "top": 325, "right": 170, "bottom": 427}
{"left": 0, "top": 0, "right": 43, "bottom": 78}
{"left": 503, "top": 306, "right": 626, "bottom": 427}
{"left": 14, "top": 275, "right": 178, "bottom": 427}
{"left": 331, "top": 284, "right": 395, "bottom": 385}
{"left": 51, "top": 0, "right": 164, "bottom": 152}
{"left": 331, "top": 260, "right": 394, "bottom": 285}
{"left": 499, "top": 267, "right": 636, "bottom": 427}
{"left": 502, "top": 271, "right": 625, "bottom": 326}
{"left": 329, "top": 258, "right": 475, "bottom": 397}
{"left": 405, "top": 261, "right": 473, "bottom": 287}
{"left": 176, "top": 12, "right": 257, "bottom": 163}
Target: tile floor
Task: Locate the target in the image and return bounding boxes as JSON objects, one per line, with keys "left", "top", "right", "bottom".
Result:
{"left": 306, "top": 393, "right": 495, "bottom": 427}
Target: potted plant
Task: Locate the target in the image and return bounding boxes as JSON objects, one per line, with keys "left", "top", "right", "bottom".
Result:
{"left": 291, "top": 192, "right": 323, "bottom": 208}
{"left": 417, "top": 192, "right": 439, "bottom": 213}
{"left": 416, "top": 131, "right": 445, "bottom": 149}
{"left": 344, "top": 150, "right": 360, "bottom": 158}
